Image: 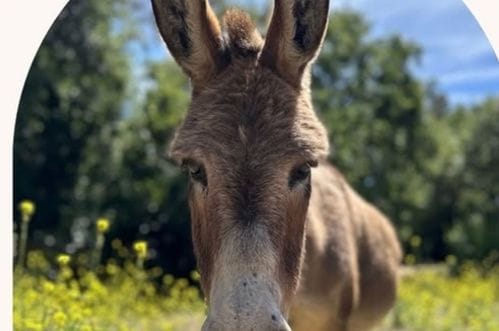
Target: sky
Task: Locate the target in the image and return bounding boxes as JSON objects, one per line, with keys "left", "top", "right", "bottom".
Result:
{"left": 331, "top": 0, "right": 499, "bottom": 106}
{"left": 136, "top": 0, "right": 499, "bottom": 106}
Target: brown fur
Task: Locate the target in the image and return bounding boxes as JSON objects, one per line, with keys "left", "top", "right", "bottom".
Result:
{"left": 223, "top": 9, "right": 263, "bottom": 55}
{"left": 291, "top": 164, "right": 401, "bottom": 331}
{"left": 151, "top": 1, "right": 402, "bottom": 330}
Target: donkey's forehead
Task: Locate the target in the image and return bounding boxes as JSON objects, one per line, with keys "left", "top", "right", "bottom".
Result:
{"left": 170, "top": 63, "right": 329, "bottom": 163}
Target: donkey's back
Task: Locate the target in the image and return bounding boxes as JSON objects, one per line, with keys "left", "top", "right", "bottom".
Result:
{"left": 291, "top": 163, "right": 402, "bottom": 331}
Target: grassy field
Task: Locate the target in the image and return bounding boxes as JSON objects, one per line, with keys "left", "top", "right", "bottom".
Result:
{"left": 14, "top": 249, "right": 499, "bottom": 331}
{"left": 382, "top": 264, "right": 499, "bottom": 331}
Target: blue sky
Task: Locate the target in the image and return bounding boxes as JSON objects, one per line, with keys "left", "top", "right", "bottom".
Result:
{"left": 332, "top": 0, "right": 499, "bottom": 106}
{"left": 136, "top": 0, "right": 499, "bottom": 106}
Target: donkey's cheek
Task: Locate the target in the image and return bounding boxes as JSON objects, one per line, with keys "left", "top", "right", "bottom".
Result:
{"left": 279, "top": 196, "right": 309, "bottom": 298}
{"left": 188, "top": 192, "right": 222, "bottom": 296}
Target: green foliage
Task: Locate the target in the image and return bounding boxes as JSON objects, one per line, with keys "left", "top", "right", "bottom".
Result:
{"left": 315, "top": 11, "right": 426, "bottom": 214}
{"left": 314, "top": 12, "right": 434, "bottom": 256}
{"left": 446, "top": 99, "right": 499, "bottom": 260}
{"left": 83, "top": 61, "right": 194, "bottom": 275}
{"left": 13, "top": 0, "right": 195, "bottom": 275}
{"left": 312, "top": 12, "right": 498, "bottom": 262}
{"left": 14, "top": 0, "right": 131, "bottom": 234}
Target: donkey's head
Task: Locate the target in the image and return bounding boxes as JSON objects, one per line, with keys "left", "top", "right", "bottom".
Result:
{"left": 152, "top": 0, "right": 330, "bottom": 329}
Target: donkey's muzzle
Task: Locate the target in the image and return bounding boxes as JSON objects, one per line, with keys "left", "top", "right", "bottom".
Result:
{"left": 201, "top": 274, "right": 291, "bottom": 331}
{"left": 201, "top": 311, "right": 291, "bottom": 331}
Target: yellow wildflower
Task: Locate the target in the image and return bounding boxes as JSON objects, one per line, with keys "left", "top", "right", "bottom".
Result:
{"left": 24, "top": 320, "right": 42, "bottom": 331}
{"left": 163, "top": 274, "right": 175, "bottom": 286}
{"left": 57, "top": 254, "right": 71, "bottom": 266}
{"left": 52, "top": 311, "right": 67, "bottom": 327}
{"left": 133, "top": 241, "right": 148, "bottom": 259}
{"left": 162, "top": 321, "right": 174, "bottom": 331}
{"left": 60, "top": 267, "right": 74, "bottom": 280}
{"left": 106, "top": 262, "right": 119, "bottom": 275}
{"left": 19, "top": 199, "right": 35, "bottom": 221}
{"left": 42, "top": 280, "right": 55, "bottom": 293}
{"left": 190, "top": 270, "right": 201, "bottom": 282}
{"left": 96, "top": 217, "right": 110, "bottom": 234}
{"left": 176, "top": 278, "right": 189, "bottom": 289}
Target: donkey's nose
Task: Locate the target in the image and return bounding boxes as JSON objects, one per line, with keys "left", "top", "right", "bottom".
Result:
{"left": 201, "top": 312, "right": 292, "bottom": 331}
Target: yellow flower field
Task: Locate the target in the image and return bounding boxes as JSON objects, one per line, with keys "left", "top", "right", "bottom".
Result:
{"left": 14, "top": 251, "right": 499, "bottom": 331}
{"left": 14, "top": 250, "right": 205, "bottom": 331}
{"left": 383, "top": 264, "right": 499, "bottom": 331}
{"left": 13, "top": 202, "right": 499, "bottom": 331}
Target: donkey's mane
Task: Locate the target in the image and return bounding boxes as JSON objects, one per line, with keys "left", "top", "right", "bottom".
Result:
{"left": 222, "top": 9, "right": 263, "bottom": 58}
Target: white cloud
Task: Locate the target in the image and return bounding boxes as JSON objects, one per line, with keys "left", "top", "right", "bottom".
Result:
{"left": 331, "top": 0, "right": 499, "bottom": 105}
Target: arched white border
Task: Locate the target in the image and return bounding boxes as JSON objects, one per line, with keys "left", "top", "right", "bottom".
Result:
{"left": 0, "top": 1, "right": 498, "bottom": 330}
{"left": 0, "top": 2, "right": 69, "bottom": 330}
{"left": 463, "top": 0, "right": 499, "bottom": 61}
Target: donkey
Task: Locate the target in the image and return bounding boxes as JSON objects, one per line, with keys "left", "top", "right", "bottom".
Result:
{"left": 151, "top": 0, "right": 402, "bottom": 330}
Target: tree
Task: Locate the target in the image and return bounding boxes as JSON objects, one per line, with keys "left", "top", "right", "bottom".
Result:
{"left": 446, "top": 99, "right": 499, "bottom": 260}
{"left": 14, "top": 0, "right": 131, "bottom": 249}
{"left": 81, "top": 61, "right": 196, "bottom": 274}
{"left": 312, "top": 12, "right": 498, "bottom": 262}
{"left": 312, "top": 12, "right": 434, "bottom": 255}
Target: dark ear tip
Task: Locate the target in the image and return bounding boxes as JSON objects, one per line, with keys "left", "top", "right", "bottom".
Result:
{"left": 292, "top": 0, "right": 330, "bottom": 53}
{"left": 151, "top": 0, "right": 226, "bottom": 87}
{"left": 151, "top": 0, "right": 192, "bottom": 56}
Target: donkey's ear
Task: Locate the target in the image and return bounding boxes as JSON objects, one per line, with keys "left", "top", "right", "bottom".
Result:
{"left": 260, "top": 0, "right": 330, "bottom": 87}
{"left": 151, "top": 0, "right": 227, "bottom": 90}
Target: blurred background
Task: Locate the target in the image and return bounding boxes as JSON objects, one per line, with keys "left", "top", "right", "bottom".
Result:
{"left": 14, "top": 0, "right": 499, "bottom": 276}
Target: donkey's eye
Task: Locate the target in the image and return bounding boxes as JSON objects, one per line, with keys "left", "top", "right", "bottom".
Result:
{"left": 182, "top": 161, "right": 207, "bottom": 186}
{"left": 289, "top": 164, "right": 311, "bottom": 188}
{"left": 190, "top": 165, "right": 206, "bottom": 184}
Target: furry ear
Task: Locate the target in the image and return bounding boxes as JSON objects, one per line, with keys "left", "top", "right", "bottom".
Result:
{"left": 151, "top": 0, "right": 228, "bottom": 90}
{"left": 260, "top": 0, "right": 330, "bottom": 87}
